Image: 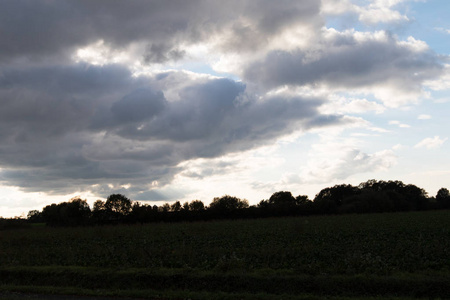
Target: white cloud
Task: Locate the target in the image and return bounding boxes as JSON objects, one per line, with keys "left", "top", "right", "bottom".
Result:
{"left": 358, "top": 7, "right": 408, "bottom": 25}
{"left": 435, "top": 27, "right": 450, "bottom": 34}
{"left": 434, "top": 98, "right": 450, "bottom": 103}
{"left": 398, "top": 36, "right": 430, "bottom": 52}
{"left": 244, "top": 28, "right": 442, "bottom": 107}
{"left": 169, "top": 144, "right": 288, "bottom": 205}
{"left": 321, "top": 0, "right": 354, "bottom": 15}
{"left": 299, "top": 134, "right": 397, "bottom": 184}
{"left": 73, "top": 40, "right": 133, "bottom": 66}
{"left": 414, "top": 136, "right": 447, "bottom": 149}
{"left": 321, "top": 95, "right": 386, "bottom": 114}
{"left": 392, "top": 143, "right": 405, "bottom": 150}
{"left": 0, "top": 185, "right": 100, "bottom": 218}
{"left": 418, "top": 114, "right": 431, "bottom": 120}
{"left": 424, "top": 65, "right": 450, "bottom": 91}
{"left": 389, "top": 120, "right": 411, "bottom": 128}
{"left": 321, "top": 0, "right": 411, "bottom": 24}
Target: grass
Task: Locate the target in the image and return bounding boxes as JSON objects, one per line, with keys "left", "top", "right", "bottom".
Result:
{"left": 0, "top": 210, "right": 449, "bottom": 299}
{"left": 0, "top": 286, "right": 440, "bottom": 300}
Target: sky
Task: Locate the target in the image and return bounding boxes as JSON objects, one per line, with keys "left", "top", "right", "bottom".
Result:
{"left": 0, "top": 0, "right": 449, "bottom": 217}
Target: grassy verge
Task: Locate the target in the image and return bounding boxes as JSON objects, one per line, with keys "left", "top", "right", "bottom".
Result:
{"left": 0, "top": 285, "right": 443, "bottom": 300}
{"left": 0, "top": 266, "right": 449, "bottom": 299}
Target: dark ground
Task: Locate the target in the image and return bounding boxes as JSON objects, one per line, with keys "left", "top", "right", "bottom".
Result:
{"left": 0, "top": 292, "right": 148, "bottom": 300}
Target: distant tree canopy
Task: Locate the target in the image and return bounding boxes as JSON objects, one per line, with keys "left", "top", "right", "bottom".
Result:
{"left": 209, "top": 195, "right": 249, "bottom": 215}
{"left": 313, "top": 180, "right": 430, "bottom": 214}
{"left": 436, "top": 188, "right": 450, "bottom": 209}
{"left": 171, "top": 201, "right": 182, "bottom": 212}
{"left": 105, "top": 194, "right": 132, "bottom": 215}
{"left": 91, "top": 194, "right": 132, "bottom": 223}
{"left": 188, "top": 200, "right": 205, "bottom": 211}
{"left": 28, "top": 179, "right": 449, "bottom": 227}
{"left": 258, "top": 191, "right": 312, "bottom": 216}
{"left": 42, "top": 197, "right": 91, "bottom": 226}
{"left": 269, "top": 191, "right": 296, "bottom": 206}
{"left": 27, "top": 210, "right": 43, "bottom": 223}
{"left": 314, "top": 184, "right": 359, "bottom": 214}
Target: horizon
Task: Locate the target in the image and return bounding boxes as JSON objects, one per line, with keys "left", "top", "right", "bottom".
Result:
{"left": 2, "top": 177, "right": 444, "bottom": 219}
{"left": 1, "top": 0, "right": 449, "bottom": 218}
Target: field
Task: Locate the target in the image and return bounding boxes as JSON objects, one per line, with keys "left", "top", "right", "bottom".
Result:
{"left": 0, "top": 210, "right": 449, "bottom": 299}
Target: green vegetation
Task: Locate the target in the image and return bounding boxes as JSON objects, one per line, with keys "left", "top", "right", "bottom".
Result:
{"left": 0, "top": 210, "right": 449, "bottom": 299}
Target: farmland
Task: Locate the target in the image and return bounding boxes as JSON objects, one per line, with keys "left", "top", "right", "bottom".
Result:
{"left": 0, "top": 210, "right": 449, "bottom": 299}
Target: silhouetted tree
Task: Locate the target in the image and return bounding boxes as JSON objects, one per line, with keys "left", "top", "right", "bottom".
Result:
{"left": 129, "top": 202, "right": 160, "bottom": 223}
{"left": 257, "top": 199, "right": 269, "bottom": 208}
{"left": 257, "top": 193, "right": 312, "bottom": 217}
{"left": 189, "top": 200, "right": 205, "bottom": 211}
{"left": 357, "top": 180, "right": 397, "bottom": 211}
{"left": 208, "top": 195, "right": 248, "bottom": 217}
{"left": 33, "top": 179, "right": 446, "bottom": 227}
{"left": 403, "top": 184, "right": 428, "bottom": 210}
{"left": 65, "top": 197, "right": 91, "bottom": 225}
{"left": 42, "top": 203, "right": 61, "bottom": 226}
{"left": 295, "top": 195, "right": 310, "bottom": 204}
{"left": 269, "top": 191, "right": 296, "bottom": 206}
{"left": 171, "top": 201, "right": 182, "bottom": 212}
{"left": 314, "top": 184, "right": 359, "bottom": 214}
{"left": 436, "top": 188, "right": 449, "bottom": 199}
{"left": 339, "top": 190, "right": 395, "bottom": 214}
{"left": 105, "top": 194, "right": 132, "bottom": 216}
{"left": 295, "top": 195, "right": 314, "bottom": 215}
{"left": 93, "top": 199, "right": 106, "bottom": 212}
{"left": 266, "top": 191, "right": 299, "bottom": 215}
{"left": 92, "top": 199, "right": 109, "bottom": 223}
{"left": 358, "top": 179, "right": 385, "bottom": 191}
{"left": 436, "top": 188, "right": 450, "bottom": 209}
{"left": 160, "top": 203, "right": 170, "bottom": 213}
{"left": 41, "top": 197, "right": 90, "bottom": 226}
{"left": 27, "top": 210, "right": 43, "bottom": 223}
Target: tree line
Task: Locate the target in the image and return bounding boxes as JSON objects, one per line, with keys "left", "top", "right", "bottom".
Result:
{"left": 23, "top": 179, "right": 450, "bottom": 226}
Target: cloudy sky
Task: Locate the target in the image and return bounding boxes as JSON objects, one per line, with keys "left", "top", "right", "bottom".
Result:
{"left": 1, "top": 0, "right": 449, "bottom": 217}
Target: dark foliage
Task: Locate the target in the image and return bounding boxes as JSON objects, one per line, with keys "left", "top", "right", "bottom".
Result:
{"left": 208, "top": 195, "right": 249, "bottom": 218}
{"left": 42, "top": 197, "right": 91, "bottom": 226}
{"left": 27, "top": 210, "right": 43, "bottom": 223}
{"left": 258, "top": 191, "right": 313, "bottom": 216}
{"left": 314, "top": 184, "right": 359, "bottom": 214}
{"left": 18, "top": 179, "right": 449, "bottom": 227}
{"left": 105, "top": 194, "right": 132, "bottom": 216}
{"left": 436, "top": 187, "right": 450, "bottom": 209}
{"left": 0, "top": 217, "right": 30, "bottom": 230}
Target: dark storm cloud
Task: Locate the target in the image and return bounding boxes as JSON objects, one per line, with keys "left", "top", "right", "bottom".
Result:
{"left": 111, "top": 89, "right": 167, "bottom": 123}
{"left": 0, "top": 63, "right": 339, "bottom": 195}
{"left": 0, "top": 64, "right": 164, "bottom": 193}
{"left": 84, "top": 74, "right": 336, "bottom": 161}
{"left": 0, "top": 64, "right": 139, "bottom": 142}
{"left": 97, "top": 76, "right": 333, "bottom": 159}
{"left": 143, "top": 43, "right": 186, "bottom": 64}
{"left": 0, "top": 0, "right": 321, "bottom": 64}
{"left": 244, "top": 32, "right": 443, "bottom": 92}
{"left": 113, "top": 79, "right": 246, "bottom": 141}
{"left": 0, "top": 0, "right": 195, "bottom": 63}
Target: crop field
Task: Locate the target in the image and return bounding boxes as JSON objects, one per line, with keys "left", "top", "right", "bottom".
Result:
{"left": 0, "top": 210, "right": 449, "bottom": 299}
